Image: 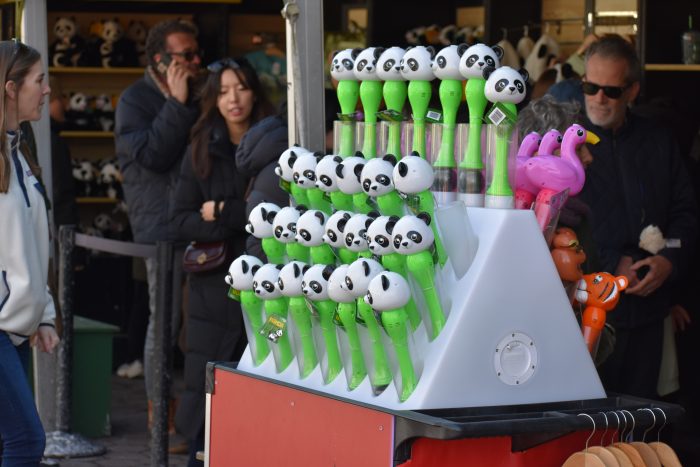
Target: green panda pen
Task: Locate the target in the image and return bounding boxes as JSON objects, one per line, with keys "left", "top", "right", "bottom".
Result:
{"left": 276, "top": 147, "right": 311, "bottom": 207}
{"left": 331, "top": 48, "right": 362, "bottom": 157}
{"left": 354, "top": 47, "right": 385, "bottom": 158}
{"left": 245, "top": 202, "right": 287, "bottom": 264}
{"left": 401, "top": 46, "right": 436, "bottom": 158}
{"left": 253, "top": 264, "right": 293, "bottom": 372}
{"left": 295, "top": 210, "right": 337, "bottom": 265}
{"left": 377, "top": 47, "right": 408, "bottom": 158}
{"left": 360, "top": 156, "right": 405, "bottom": 218}
{"left": 315, "top": 155, "right": 354, "bottom": 213}
{"left": 381, "top": 253, "right": 421, "bottom": 330}
{"left": 273, "top": 206, "right": 310, "bottom": 263}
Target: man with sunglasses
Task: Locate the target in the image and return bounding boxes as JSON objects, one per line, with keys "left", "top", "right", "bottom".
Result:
{"left": 578, "top": 35, "right": 698, "bottom": 400}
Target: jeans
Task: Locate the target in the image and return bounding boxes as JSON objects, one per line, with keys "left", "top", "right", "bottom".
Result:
{"left": 0, "top": 332, "right": 46, "bottom": 466}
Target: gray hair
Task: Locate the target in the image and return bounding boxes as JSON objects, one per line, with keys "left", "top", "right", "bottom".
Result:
{"left": 585, "top": 34, "right": 641, "bottom": 84}
{"left": 517, "top": 95, "right": 582, "bottom": 136}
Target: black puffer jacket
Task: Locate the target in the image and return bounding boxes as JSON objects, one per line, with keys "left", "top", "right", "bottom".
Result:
{"left": 115, "top": 71, "right": 199, "bottom": 243}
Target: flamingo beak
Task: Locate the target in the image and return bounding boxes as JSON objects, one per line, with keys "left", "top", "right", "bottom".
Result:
{"left": 585, "top": 131, "right": 600, "bottom": 145}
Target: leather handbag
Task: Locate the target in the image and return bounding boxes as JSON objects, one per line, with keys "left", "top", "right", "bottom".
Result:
{"left": 182, "top": 241, "right": 229, "bottom": 273}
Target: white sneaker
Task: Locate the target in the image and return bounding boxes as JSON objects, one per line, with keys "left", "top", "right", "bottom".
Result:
{"left": 125, "top": 359, "right": 144, "bottom": 379}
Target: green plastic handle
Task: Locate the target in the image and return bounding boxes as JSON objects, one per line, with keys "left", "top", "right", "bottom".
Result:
{"left": 486, "top": 103, "right": 517, "bottom": 198}
{"left": 460, "top": 78, "right": 487, "bottom": 170}
{"left": 360, "top": 81, "right": 383, "bottom": 158}
{"left": 434, "top": 79, "right": 461, "bottom": 169}
{"left": 383, "top": 80, "right": 407, "bottom": 157}
{"left": 265, "top": 297, "right": 293, "bottom": 372}
{"left": 241, "top": 290, "right": 270, "bottom": 366}
{"left": 353, "top": 192, "right": 375, "bottom": 214}
{"left": 315, "top": 299, "right": 343, "bottom": 383}
{"left": 377, "top": 191, "right": 405, "bottom": 217}
{"left": 286, "top": 242, "right": 309, "bottom": 263}
{"left": 310, "top": 244, "right": 336, "bottom": 265}
{"left": 408, "top": 80, "right": 431, "bottom": 158}
{"left": 381, "top": 308, "right": 418, "bottom": 402}
{"left": 306, "top": 187, "right": 333, "bottom": 214}
{"left": 338, "top": 248, "right": 358, "bottom": 265}
{"left": 337, "top": 302, "right": 367, "bottom": 390}
{"left": 337, "top": 80, "right": 360, "bottom": 157}
{"left": 330, "top": 191, "right": 354, "bottom": 212}
{"left": 406, "top": 250, "right": 446, "bottom": 339}
{"left": 418, "top": 190, "right": 447, "bottom": 267}
{"left": 262, "top": 237, "right": 286, "bottom": 264}
{"left": 290, "top": 184, "right": 310, "bottom": 207}
{"left": 356, "top": 298, "right": 393, "bottom": 388}
{"left": 288, "top": 296, "right": 318, "bottom": 378}
{"left": 381, "top": 253, "right": 421, "bottom": 330}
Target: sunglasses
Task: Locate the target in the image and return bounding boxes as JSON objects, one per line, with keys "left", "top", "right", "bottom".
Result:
{"left": 168, "top": 49, "right": 202, "bottom": 62}
{"left": 581, "top": 81, "right": 630, "bottom": 99}
{"left": 207, "top": 58, "right": 242, "bottom": 73}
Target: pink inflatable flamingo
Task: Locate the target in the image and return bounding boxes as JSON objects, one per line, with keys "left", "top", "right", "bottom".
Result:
{"left": 524, "top": 124, "right": 599, "bottom": 228}
{"left": 514, "top": 132, "right": 541, "bottom": 209}
{"left": 537, "top": 129, "right": 563, "bottom": 156}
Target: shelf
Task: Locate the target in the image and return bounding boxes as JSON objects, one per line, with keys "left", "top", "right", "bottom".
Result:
{"left": 77, "top": 197, "right": 119, "bottom": 204}
{"left": 644, "top": 64, "right": 700, "bottom": 71}
{"left": 60, "top": 131, "right": 114, "bottom": 138}
{"left": 49, "top": 67, "right": 144, "bottom": 75}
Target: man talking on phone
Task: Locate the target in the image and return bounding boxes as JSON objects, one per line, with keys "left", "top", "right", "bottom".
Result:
{"left": 114, "top": 19, "right": 201, "bottom": 448}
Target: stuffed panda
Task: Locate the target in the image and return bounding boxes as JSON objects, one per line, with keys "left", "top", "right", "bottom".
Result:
{"left": 292, "top": 151, "right": 323, "bottom": 188}
{"left": 405, "top": 26, "right": 427, "bottom": 46}
{"left": 246, "top": 202, "right": 281, "bottom": 239}
{"left": 93, "top": 212, "right": 113, "bottom": 235}
{"left": 343, "top": 258, "right": 384, "bottom": 298}
{"left": 393, "top": 152, "right": 435, "bottom": 194}
{"left": 99, "top": 19, "right": 137, "bottom": 67}
{"left": 364, "top": 271, "right": 411, "bottom": 311}
{"left": 272, "top": 205, "right": 307, "bottom": 243}
{"left": 323, "top": 210, "right": 352, "bottom": 249}
{"left": 399, "top": 46, "right": 436, "bottom": 81}
{"left": 366, "top": 215, "right": 400, "bottom": 256}
{"left": 276, "top": 146, "right": 312, "bottom": 183}
{"left": 376, "top": 47, "right": 406, "bottom": 81}
{"left": 295, "top": 210, "right": 327, "bottom": 247}
{"left": 253, "top": 264, "right": 284, "bottom": 300}
{"left": 392, "top": 213, "right": 434, "bottom": 255}
{"left": 431, "top": 44, "right": 463, "bottom": 80}
{"left": 457, "top": 43, "right": 503, "bottom": 79}
{"left": 65, "top": 92, "right": 96, "bottom": 130}
{"left": 72, "top": 159, "right": 97, "bottom": 197}
{"left": 330, "top": 48, "right": 362, "bottom": 81}
{"left": 361, "top": 155, "right": 397, "bottom": 197}
{"left": 225, "top": 255, "right": 263, "bottom": 291}
{"left": 277, "top": 261, "right": 309, "bottom": 298}
{"left": 327, "top": 264, "right": 354, "bottom": 303}
{"left": 439, "top": 25, "right": 458, "bottom": 46}
{"left": 98, "top": 158, "right": 123, "bottom": 199}
{"left": 344, "top": 213, "right": 377, "bottom": 252}
{"left": 49, "top": 17, "right": 85, "bottom": 67}
{"left": 335, "top": 155, "right": 366, "bottom": 195}
{"left": 94, "top": 93, "right": 115, "bottom": 131}
{"left": 301, "top": 264, "right": 335, "bottom": 301}
{"left": 353, "top": 47, "right": 385, "bottom": 81}
{"left": 126, "top": 20, "right": 148, "bottom": 67}
{"left": 315, "top": 155, "right": 342, "bottom": 193}
{"left": 483, "top": 66, "right": 529, "bottom": 105}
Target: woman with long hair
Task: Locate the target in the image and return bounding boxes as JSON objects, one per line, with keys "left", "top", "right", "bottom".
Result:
{"left": 0, "top": 40, "right": 59, "bottom": 465}
{"left": 170, "top": 57, "right": 274, "bottom": 465}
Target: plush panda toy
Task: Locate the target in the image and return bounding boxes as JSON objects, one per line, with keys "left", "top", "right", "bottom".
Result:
{"left": 126, "top": 20, "right": 148, "bottom": 67}
{"left": 295, "top": 210, "right": 327, "bottom": 248}
{"left": 94, "top": 93, "right": 115, "bottom": 131}
{"left": 431, "top": 45, "right": 463, "bottom": 80}
{"left": 50, "top": 17, "right": 86, "bottom": 67}
{"left": 335, "top": 156, "right": 366, "bottom": 195}
{"left": 225, "top": 255, "right": 263, "bottom": 291}
{"left": 252, "top": 264, "right": 285, "bottom": 300}
{"left": 364, "top": 271, "right": 411, "bottom": 311}
{"left": 392, "top": 213, "right": 434, "bottom": 255}
{"left": 301, "top": 264, "right": 334, "bottom": 301}
{"left": 330, "top": 48, "right": 362, "bottom": 81}
{"left": 344, "top": 213, "right": 377, "bottom": 253}
{"left": 483, "top": 66, "right": 529, "bottom": 105}
{"left": 72, "top": 159, "right": 97, "bottom": 197}
{"left": 277, "top": 261, "right": 309, "bottom": 298}
{"left": 353, "top": 47, "right": 384, "bottom": 81}
{"left": 457, "top": 43, "right": 504, "bottom": 79}
{"left": 98, "top": 158, "right": 122, "bottom": 199}
{"left": 366, "top": 215, "right": 400, "bottom": 256}
{"left": 99, "top": 19, "right": 137, "bottom": 67}
{"left": 343, "top": 258, "right": 384, "bottom": 298}
{"left": 393, "top": 152, "right": 435, "bottom": 195}
{"left": 272, "top": 205, "right": 307, "bottom": 243}
{"left": 399, "top": 46, "right": 436, "bottom": 81}
{"left": 361, "top": 156, "right": 397, "bottom": 197}
{"left": 246, "top": 202, "right": 281, "bottom": 239}
{"left": 376, "top": 47, "right": 406, "bottom": 81}
{"left": 323, "top": 210, "right": 352, "bottom": 249}
{"left": 65, "top": 92, "right": 96, "bottom": 130}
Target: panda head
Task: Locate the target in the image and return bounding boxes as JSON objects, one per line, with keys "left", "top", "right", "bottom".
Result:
{"left": 68, "top": 92, "right": 89, "bottom": 112}
{"left": 353, "top": 47, "right": 385, "bottom": 81}
{"left": 392, "top": 213, "right": 434, "bottom": 254}
{"left": 72, "top": 159, "right": 95, "bottom": 182}
{"left": 344, "top": 258, "right": 384, "bottom": 298}
{"left": 364, "top": 271, "right": 411, "bottom": 311}
{"left": 483, "top": 66, "right": 528, "bottom": 105}
{"left": 344, "top": 212, "right": 378, "bottom": 252}
{"left": 323, "top": 210, "right": 353, "bottom": 248}
{"left": 292, "top": 152, "right": 324, "bottom": 188}
{"left": 277, "top": 261, "right": 309, "bottom": 298}
{"left": 99, "top": 160, "right": 121, "bottom": 184}
{"left": 327, "top": 265, "right": 355, "bottom": 303}
{"left": 100, "top": 19, "right": 123, "bottom": 43}
{"left": 276, "top": 146, "right": 312, "bottom": 182}
{"left": 302, "top": 264, "right": 335, "bottom": 301}
{"left": 335, "top": 155, "right": 367, "bottom": 195}
{"left": 376, "top": 47, "right": 406, "bottom": 81}
{"left": 315, "top": 155, "right": 343, "bottom": 192}
{"left": 330, "top": 48, "right": 362, "bottom": 81}
{"left": 361, "top": 155, "right": 397, "bottom": 196}
{"left": 399, "top": 46, "right": 436, "bottom": 81}
{"left": 295, "top": 210, "right": 327, "bottom": 247}
{"left": 432, "top": 45, "right": 463, "bottom": 80}
{"left": 272, "top": 205, "right": 307, "bottom": 244}
{"left": 366, "top": 215, "right": 400, "bottom": 256}
{"left": 245, "top": 202, "right": 281, "bottom": 238}
{"left": 54, "top": 17, "right": 77, "bottom": 40}
{"left": 225, "top": 255, "right": 263, "bottom": 291}
{"left": 458, "top": 43, "right": 503, "bottom": 79}
{"left": 252, "top": 264, "right": 284, "bottom": 300}
{"left": 393, "top": 152, "right": 435, "bottom": 194}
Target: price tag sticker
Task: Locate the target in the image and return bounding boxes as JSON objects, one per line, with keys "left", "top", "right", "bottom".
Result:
{"left": 377, "top": 109, "right": 405, "bottom": 122}
{"left": 425, "top": 108, "right": 443, "bottom": 123}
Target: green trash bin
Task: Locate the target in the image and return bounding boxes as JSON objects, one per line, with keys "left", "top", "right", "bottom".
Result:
{"left": 71, "top": 315, "right": 120, "bottom": 437}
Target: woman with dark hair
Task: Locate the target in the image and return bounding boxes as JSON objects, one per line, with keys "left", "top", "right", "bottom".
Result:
{"left": 170, "top": 57, "right": 274, "bottom": 465}
{"left": 0, "top": 40, "right": 59, "bottom": 465}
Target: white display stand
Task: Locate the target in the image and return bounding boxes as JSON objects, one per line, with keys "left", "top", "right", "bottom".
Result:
{"left": 237, "top": 203, "right": 605, "bottom": 410}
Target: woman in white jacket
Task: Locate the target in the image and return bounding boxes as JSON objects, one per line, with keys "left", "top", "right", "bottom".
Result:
{"left": 0, "top": 40, "right": 59, "bottom": 466}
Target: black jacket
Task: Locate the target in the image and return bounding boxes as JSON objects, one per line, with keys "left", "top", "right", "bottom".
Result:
{"left": 580, "top": 112, "right": 698, "bottom": 328}
{"left": 114, "top": 71, "right": 199, "bottom": 243}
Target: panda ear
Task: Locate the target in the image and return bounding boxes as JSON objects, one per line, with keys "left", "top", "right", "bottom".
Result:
{"left": 241, "top": 260, "right": 249, "bottom": 274}
{"left": 302, "top": 265, "right": 310, "bottom": 274}
{"left": 381, "top": 274, "right": 390, "bottom": 291}
{"left": 482, "top": 65, "right": 495, "bottom": 80}
{"left": 313, "top": 151, "right": 324, "bottom": 162}
{"left": 367, "top": 210, "right": 379, "bottom": 221}
{"left": 251, "top": 264, "right": 261, "bottom": 275}
{"left": 417, "top": 212, "right": 432, "bottom": 226}
{"left": 518, "top": 68, "right": 529, "bottom": 83}
{"left": 409, "top": 151, "right": 420, "bottom": 158}
{"left": 397, "top": 161, "right": 408, "bottom": 177}
{"left": 354, "top": 151, "right": 364, "bottom": 158}
{"left": 276, "top": 264, "right": 284, "bottom": 270}
{"left": 351, "top": 48, "right": 362, "bottom": 60}
{"left": 373, "top": 47, "right": 385, "bottom": 60}
{"left": 383, "top": 154, "right": 397, "bottom": 166}
{"left": 353, "top": 162, "right": 364, "bottom": 180}
{"left": 296, "top": 204, "right": 308, "bottom": 214}
{"left": 266, "top": 210, "right": 278, "bottom": 223}
{"left": 405, "top": 46, "right": 414, "bottom": 52}
{"left": 314, "top": 211, "right": 325, "bottom": 224}
{"left": 337, "top": 216, "right": 349, "bottom": 232}
{"left": 336, "top": 163, "right": 345, "bottom": 179}
{"left": 537, "top": 43, "right": 548, "bottom": 59}
{"left": 386, "top": 216, "right": 400, "bottom": 234}
{"left": 362, "top": 260, "right": 370, "bottom": 276}
{"left": 332, "top": 50, "right": 340, "bottom": 58}
{"left": 322, "top": 265, "right": 335, "bottom": 281}
{"left": 491, "top": 44, "right": 504, "bottom": 60}
{"left": 426, "top": 46, "right": 436, "bottom": 59}
{"left": 287, "top": 151, "right": 297, "bottom": 168}
{"left": 260, "top": 207, "right": 268, "bottom": 220}
{"left": 333, "top": 156, "right": 342, "bottom": 163}
{"left": 457, "top": 43, "right": 469, "bottom": 57}
{"left": 292, "top": 263, "right": 300, "bottom": 277}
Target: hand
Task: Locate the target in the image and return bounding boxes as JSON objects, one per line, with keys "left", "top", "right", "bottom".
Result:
{"left": 200, "top": 200, "right": 224, "bottom": 221}
{"left": 669, "top": 304, "right": 691, "bottom": 332}
{"left": 615, "top": 255, "right": 640, "bottom": 288}
{"left": 166, "top": 61, "right": 190, "bottom": 104}
{"left": 31, "top": 326, "right": 60, "bottom": 354}
{"left": 626, "top": 255, "right": 673, "bottom": 297}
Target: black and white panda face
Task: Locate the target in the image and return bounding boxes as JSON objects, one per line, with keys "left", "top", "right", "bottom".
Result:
{"left": 327, "top": 265, "right": 355, "bottom": 303}
{"left": 392, "top": 152, "right": 435, "bottom": 194}
{"left": 246, "top": 202, "right": 280, "bottom": 239}
{"left": 94, "top": 213, "right": 112, "bottom": 231}
{"left": 276, "top": 146, "right": 312, "bottom": 182}
{"left": 272, "top": 206, "right": 306, "bottom": 244}
{"left": 344, "top": 214, "right": 375, "bottom": 252}
{"left": 292, "top": 152, "right": 321, "bottom": 188}
{"left": 458, "top": 43, "right": 503, "bottom": 79}
{"left": 302, "top": 264, "right": 334, "bottom": 301}
{"left": 361, "top": 156, "right": 396, "bottom": 196}
{"left": 392, "top": 214, "right": 434, "bottom": 255}
{"left": 277, "top": 261, "right": 309, "bottom": 298}
{"left": 353, "top": 47, "right": 385, "bottom": 81}
{"left": 366, "top": 215, "right": 400, "bottom": 256}
{"left": 364, "top": 272, "right": 411, "bottom": 311}
{"left": 72, "top": 159, "right": 95, "bottom": 182}
{"left": 69, "top": 92, "right": 88, "bottom": 112}
{"left": 295, "top": 210, "right": 327, "bottom": 247}
{"left": 431, "top": 45, "right": 463, "bottom": 80}
{"left": 344, "top": 258, "right": 384, "bottom": 298}
{"left": 335, "top": 156, "right": 367, "bottom": 195}
{"left": 253, "top": 264, "right": 284, "bottom": 300}
{"left": 315, "top": 155, "right": 343, "bottom": 192}
{"left": 224, "top": 255, "right": 264, "bottom": 291}
{"left": 484, "top": 66, "right": 528, "bottom": 105}
{"left": 323, "top": 210, "right": 352, "bottom": 248}
{"left": 330, "top": 48, "right": 361, "bottom": 81}
{"left": 54, "top": 17, "right": 76, "bottom": 40}
{"left": 399, "top": 46, "right": 436, "bottom": 81}
{"left": 376, "top": 47, "right": 406, "bottom": 81}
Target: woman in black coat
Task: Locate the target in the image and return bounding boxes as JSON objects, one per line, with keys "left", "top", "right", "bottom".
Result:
{"left": 170, "top": 57, "right": 274, "bottom": 465}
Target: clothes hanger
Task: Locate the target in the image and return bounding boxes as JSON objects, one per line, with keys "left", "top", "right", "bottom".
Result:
{"left": 613, "top": 411, "right": 648, "bottom": 467}
{"left": 647, "top": 408, "right": 683, "bottom": 467}
{"left": 587, "top": 413, "right": 622, "bottom": 467}
{"left": 607, "top": 412, "right": 635, "bottom": 467}
{"left": 628, "top": 408, "right": 661, "bottom": 467}
{"left": 562, "top": 413, "right": 606, "bottom": 467}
